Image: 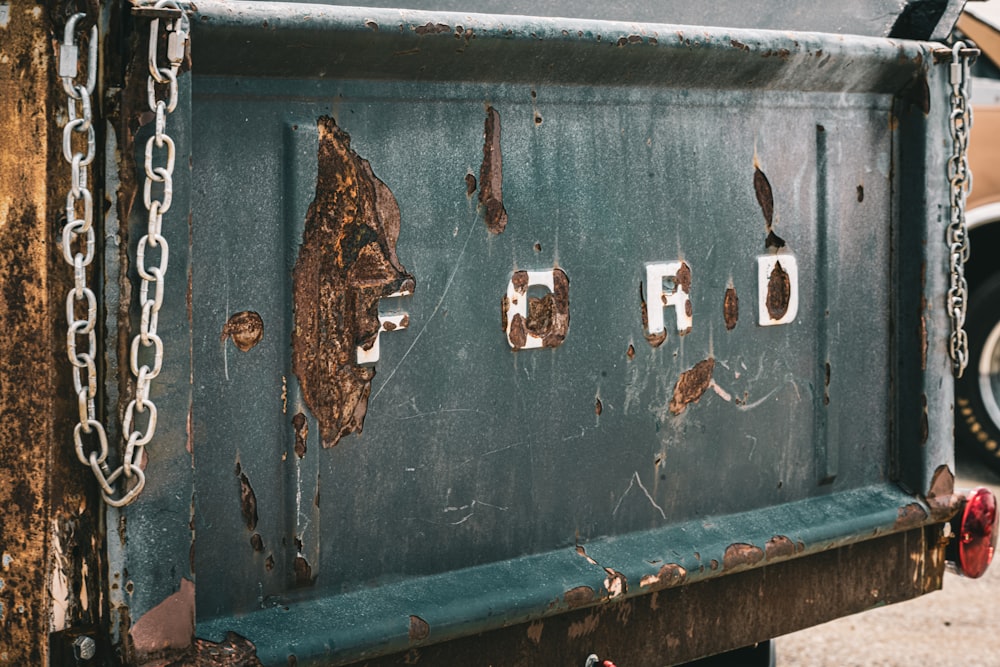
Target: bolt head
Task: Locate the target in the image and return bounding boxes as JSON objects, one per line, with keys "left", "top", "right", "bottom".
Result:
{"left": 73, "top": 635, "right": 97, "bottom": 660}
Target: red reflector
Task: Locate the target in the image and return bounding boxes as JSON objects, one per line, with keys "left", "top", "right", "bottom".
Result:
{"left": 954, "top": 487, "right": 998, "bottom": 579}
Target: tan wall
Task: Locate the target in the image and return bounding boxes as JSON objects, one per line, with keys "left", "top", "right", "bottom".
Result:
{"left": 970, "top": 105, "right": 1000, "bottom": 210}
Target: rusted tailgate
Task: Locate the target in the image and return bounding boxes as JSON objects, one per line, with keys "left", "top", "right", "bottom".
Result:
{"left": 106, "top": 4, "right": 958, "bottom": 665}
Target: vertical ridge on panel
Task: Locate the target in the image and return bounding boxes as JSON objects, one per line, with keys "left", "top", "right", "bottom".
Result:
{"left": 283, "top": 121, "right": 322, "bottom": 592}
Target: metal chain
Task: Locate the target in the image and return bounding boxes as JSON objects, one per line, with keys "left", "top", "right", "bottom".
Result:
{"left": 58, "top": 4, "right": 188, "bottom": 507}
{"left": 59, "top": 13, "right": 114, "bottom": 502}
{"left": 947, "top": 42, "right": 976, "bottom": 378}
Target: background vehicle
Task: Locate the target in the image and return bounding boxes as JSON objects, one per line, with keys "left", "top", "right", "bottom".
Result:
{"left": 955, "top": 4, "right": 1000, "bottom": 472}
{"left": 0, "top": 1, "right": 995, "bottom": 665}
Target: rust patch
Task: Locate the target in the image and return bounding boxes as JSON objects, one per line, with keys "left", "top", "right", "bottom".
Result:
{"left": 291, "top": 116, "right": 415, "bottom": 447}
{"left": 731, "top": 39, "right": 750, "bottom": 51}
{"left": 563, "top": 586, "right": 596, "bottom": 608}
{"left": 478, "top": 106, "right": 508, "bottom": 234}
{"left": 669, "top": 358, "right": 715, "bottom": 415}
{"left": 616, "top": 35, "right": 643, "bottom": 47}
{"left": 507, "top": 269, "right": 570, "bottom": 350}
{"left": 765, "top": 261, "right": 791, "bottom": 321}
{"left": 723, "top": 543, "right": 764, "bottom": 570}
{"left": 595, "top": 398, "right": 603, "bottom": 416}
{"left": 293, "top": 556, "right": 315, "bottom": 587}
{"left": 526, "top": 294, "right": 555, "bottom": 334}
{"left": 895, "top": 503, "right": 928, "bottom": 530}
{"left": 250, "top": 534, "right": 264, "bottom": 552}
{"left": 292, "top": 412, "right": 308, "bottom": 459}
{"left": 567, "top": 612, "right": 600, "bottom": 640}
{"left": 509, "top": 315, "right": 528, "bottom": 349}
{"left": 415, "top": 22, "right": 450, "bottom": 35}
{"left": 926, "top": 465, "right": 959, "bottom": 519}
{"left": 164, "top": 632, "right": 264, "bottom": 666}
{"left": 220, "top": 311, "right": 263, "bottom": 352}
{"left": 236, "top": 464, "right": 258, "bottom": 532}
{"left": 409, "top": 615, "right": 430, "bottom": 642}
{"left": 765, "top": 536, "right": 796, "bottom": 560}
{"left": 675, "top": 262, "right": 692, "bottom": 295}
{"left": 754, "top": 165, "right": 786, "bottom": 249}
{"left": 131, "top": 578, "right": 195, "bottom": 657}
{"left": 639, "top": 563, "right": 687, "bottom": 591}
{"left": 723, "top": 286, "right": 739, "bottom": 330}
{"left": 627, "top": 344, "right": 636, "bottom": 360}
{"left": 526, "top": 620, "right": 544, "bottom": 645}
{"left": 464, "top": 173, "right": 477, "bottom": 196}
{"left": 265, "top": 555, "right": 275, "bottom": 571}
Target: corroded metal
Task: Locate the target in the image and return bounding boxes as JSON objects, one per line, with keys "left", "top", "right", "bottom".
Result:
{"left": 0, "top": 3, "right": 103, "bottom": 663}
{"left": 291, "top": 115, "right": 415, "bottom": 447}
{"left": 344, "top": 528, "right": 943, "bottom": 667}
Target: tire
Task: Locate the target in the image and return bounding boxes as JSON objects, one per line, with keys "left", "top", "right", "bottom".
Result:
{"left": 956, "top": 272, "right": 1000, "bottom": 472}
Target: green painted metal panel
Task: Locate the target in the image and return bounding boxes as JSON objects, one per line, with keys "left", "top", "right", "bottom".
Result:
{"left": 107, "top": 4, "right": 957, "bottom": 664}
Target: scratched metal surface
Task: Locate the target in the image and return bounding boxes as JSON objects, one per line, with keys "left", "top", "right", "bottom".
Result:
{"left": 112, "top": 4, "right": 956, "bottom": 665}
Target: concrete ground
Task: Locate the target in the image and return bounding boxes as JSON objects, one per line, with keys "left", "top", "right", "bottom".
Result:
{"left": 777, "top": 451, "right": 1000, "bottom": 666}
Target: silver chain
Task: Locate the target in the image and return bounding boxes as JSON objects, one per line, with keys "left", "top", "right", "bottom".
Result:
{"left": 60, "top": 12, "right": 112, "bottom": 502}
{"left": 58, "top": 4, "right": 188, "bottom": 507}
{"left": 947, "top": 42, "right": 976, "bottom": 378}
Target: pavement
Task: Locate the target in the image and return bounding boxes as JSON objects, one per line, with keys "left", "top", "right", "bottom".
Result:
{"left": 777, "top": 451, "right": 1000, "bottom": 666}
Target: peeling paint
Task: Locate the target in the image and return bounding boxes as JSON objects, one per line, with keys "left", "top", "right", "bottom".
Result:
{"left": 563, "top": 585, "right": 596, "bottom": 608}
{"left": 180, "top": 631, "right": 264, "bottom": 665}
{"left": 236, "top": 462, "right": 259, "bottom": 532}
{"left": 602, "top": 569, "right": 627, "bottom": 599}
{"left": 526, "top": 620, "right": 544, "bottom": 645}
{"left": 409, "top": 615, "right": 430, "bottom": 642}
{"left": 925, "top": 465, "right": 958, "bottom": 519}
{"left": 765, "top": 261, "right": 791, "bottom": 320}
{"left": 220, "top": 310, "right": 264, "bottom": 352}
{"left": 723, "top": 286, "right": 739, "bottom": 330}
{"left": 754, "top": 163, "right": 785, "bottom": 249}
{"left": 291, "top": 116, "right": 415, "bottom": 446}
{"left": 895, "top": 502, "right": 929, "bottom": 530}
{"left": 567, "top": 612, "right": 601, "bottom": 640}
{"left": 669, "top": 358, "right": 715, "bottom": 415}
{"left": 639, "top": 563, "right": 687, "bottom": 590}
{"left": 723, "top": 543, "right": 765, "bottom": 570}
{"left": 130, "top": 578, "right": 195, "bottom": 656}
{"left": 414, "top": 21, "right": 450, "bottom": 35}
{"left": 293, "top": 555, "right": 315, "bottom": 587}
{"left": 478, "top": 106, "right": 508, "bottom": 234}
{"left": 292, "top": 412, "right": 308, "bottom": 459}
{"left": 765, "top": 535, "right": 796, "bottom": 560}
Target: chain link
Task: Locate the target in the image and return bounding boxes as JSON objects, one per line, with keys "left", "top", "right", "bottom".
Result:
{"left": 58, "top": 4, "right": 188, "bottom": 507}
{"left": 946, "top": 42, "right": 976, "bottom": 378}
